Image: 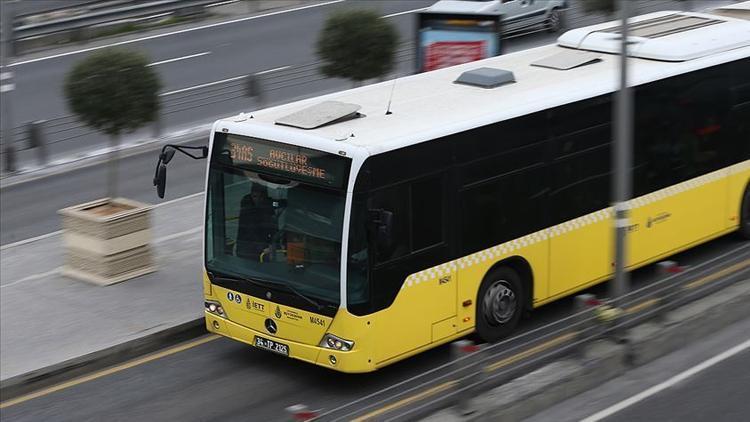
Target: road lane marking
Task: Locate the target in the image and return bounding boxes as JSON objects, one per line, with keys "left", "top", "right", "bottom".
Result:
{"left": 580, "top": 337, "right": 750, "bottom": 422}
{"left": 147, "top": 51, "right": 211, "bottom": 67}
{"left": 484, "top": 331, "right": 578, "bottom": 372}
{"left": 0, "top": 231, "right": 62, "bottom": 251}
{"left": 684, "top": 259, "right": 750, "bottom": 290}
{"left": 206, "top": 0, "right": 240, "bottom": 7}
{"left": 0, "top": 268, "right": 61, "bottom": 289}
{"left": 159, "top": 65, "right": 290, "bottom": 96}
{"left": 0, "top": 334, "right": 220, "bottom": 409}
{"left": 159, "top": 74, "right": 247, "bottom": 96}
{"left": 625, "top": 298, "right": 660, "bottom": 315}
{"left": 351, "top": 381, "right": 458, "bottom": 422}
{"left": 9, "top": 0, "right": 346, "bottom": 67}
{"left": 381, "top": 7, "right": 428, "bottom": 19}
{"left": 0, "top": 224, "right": 203, "bottom": 288}
{"left": 0, "top": 192, "right": 203, "bottom": 251}
{"left": 254, "top": 65, "right": 291, "bottom": 75}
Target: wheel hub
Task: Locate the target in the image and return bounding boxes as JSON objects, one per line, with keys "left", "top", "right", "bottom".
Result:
{"left": 483, "top": 280, "right": 517, "bottom": 326}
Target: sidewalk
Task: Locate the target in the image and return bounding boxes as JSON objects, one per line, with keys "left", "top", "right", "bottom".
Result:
{"left": 0, "top": 193, "right": 205, "bottom": 382}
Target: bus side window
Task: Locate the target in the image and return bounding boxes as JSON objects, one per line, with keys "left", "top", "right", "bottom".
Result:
{"left": 411, "top": 176, "right": 443, "bottom": 251}
{"left": 368, "top": 175, "right": 445, "bottom": 264}
{"left": 549, "top": 95, "right": 612, "bottom": 223}
{"left": 369, "top": 184, "right": 410, "bottom": 263}
{"left": 635, "top": 64, "right": 734, "bottom": 194}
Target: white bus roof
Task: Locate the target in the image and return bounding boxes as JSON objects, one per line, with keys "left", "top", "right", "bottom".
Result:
{"left": 220, "top": 10, "right": 750, "bottom": 157}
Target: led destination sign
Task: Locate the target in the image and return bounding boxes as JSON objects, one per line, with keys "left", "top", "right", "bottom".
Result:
{"left": 215, "top": 134, "right": 349, "bottom": 188}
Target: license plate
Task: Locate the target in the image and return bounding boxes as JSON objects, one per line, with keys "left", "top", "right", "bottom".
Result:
{"left": 254, "top": 336, "right": 289, "bottom": 356}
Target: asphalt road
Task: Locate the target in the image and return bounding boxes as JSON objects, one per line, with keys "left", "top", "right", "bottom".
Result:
{"left": 609, "top": 347, "right": 750, "bottom": 422}
{"left": 527, "top": 301, "right": 750, "bottom": 422}
{"left": 0, "top": 233, "right": 747, "bottom": 421}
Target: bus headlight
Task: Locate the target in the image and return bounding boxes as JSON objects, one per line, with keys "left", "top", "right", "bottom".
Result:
{"left": 319, "top": 334, "right": 354, "bottom": 351}
{"left": 205, "top": 300, "right": 227, "bottom": 318}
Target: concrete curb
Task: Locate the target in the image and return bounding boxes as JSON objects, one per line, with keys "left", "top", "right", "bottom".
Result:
{"left": 0, "top": 317, "right": 206, "bottom": 401}
{"left": 425, "top": 280, "right": 750, "bottom": 421}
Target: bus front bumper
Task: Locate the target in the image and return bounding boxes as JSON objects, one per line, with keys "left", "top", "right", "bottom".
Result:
{"left": 205, "top": 312, "right": 371, "bottom": 373}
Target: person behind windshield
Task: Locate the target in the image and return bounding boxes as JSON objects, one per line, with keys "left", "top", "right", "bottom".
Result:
{"left": 236, "top": 183, "right": 276, "bottom": 261}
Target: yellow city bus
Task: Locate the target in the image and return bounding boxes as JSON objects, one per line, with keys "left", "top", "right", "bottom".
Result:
{"left": 156, "top": 10, "right": 750, "bottom": 372}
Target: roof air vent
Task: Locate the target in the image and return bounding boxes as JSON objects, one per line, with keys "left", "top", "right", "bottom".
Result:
{"left": 276, "top": 101, "right": 362, "bottom": 129}
{"left": 454, "top": 67, "right": 515, "bottom": 89}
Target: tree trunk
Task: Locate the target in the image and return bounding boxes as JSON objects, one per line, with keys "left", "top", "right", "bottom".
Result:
{"left": 108, "top": 133, "right": 120, "bottom": 199}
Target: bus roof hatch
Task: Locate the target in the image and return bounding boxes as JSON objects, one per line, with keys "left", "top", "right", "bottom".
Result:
{"left": 557, "top": 11, "right": 750, "bottom": 61}
{"left": 276, "top": 101, "right": 362, "bottom": 129}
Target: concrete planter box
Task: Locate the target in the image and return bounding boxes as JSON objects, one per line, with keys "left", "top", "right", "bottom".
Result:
{"left": 58, "top": 198, "right": 155, "bottom": 285}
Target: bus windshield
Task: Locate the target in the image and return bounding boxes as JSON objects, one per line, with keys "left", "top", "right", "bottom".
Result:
{"left": 205, "top": 134, "right": 349, "bottom": 305}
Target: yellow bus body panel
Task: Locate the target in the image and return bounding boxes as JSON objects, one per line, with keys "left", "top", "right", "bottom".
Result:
{"left": 205, "top": 160, "right": 748, "bottom": 372}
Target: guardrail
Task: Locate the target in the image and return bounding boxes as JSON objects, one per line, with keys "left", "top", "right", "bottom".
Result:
{"left": 13, "top": 0, "right": 220, "bottom": 40}
{"left": 313, "top": 242, "right": 750, "bottom": 421}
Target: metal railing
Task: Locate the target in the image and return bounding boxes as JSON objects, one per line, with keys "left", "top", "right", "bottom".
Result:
{"left": 13, "top": 0, "right": 220, "bottom": 41}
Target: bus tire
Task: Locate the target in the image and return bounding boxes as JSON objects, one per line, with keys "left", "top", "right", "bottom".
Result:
{"left": 740, "top": 184, "right": 750, "bottom": 239}
{"left": 476, "top": 267, "right": 524, "bottom": 343}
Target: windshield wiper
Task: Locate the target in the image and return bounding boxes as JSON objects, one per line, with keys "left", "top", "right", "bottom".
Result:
{"left": 266, "top": 278, "right": 324, "bottom": 312}
{"left": 208, "top": 272, "right": 324, "bottom": 312}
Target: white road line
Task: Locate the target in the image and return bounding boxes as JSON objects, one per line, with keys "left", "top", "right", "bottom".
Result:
{"left": 0, "top": 268, "right": 61, "bottom": 289}
{"left": 159, "top": 74, "right": 246, "bottom": 96}
{"left": 206, "top": 0, "right": 240, "bottom": 7}
{"left": 0, "top": 225, "right": 202, "bottom": 288}
{"left": 8, "top": 0, "right": 346, "bottom": 67}
{"left": 0, "top": 231, "right": 63, "bottom": 251}
{"left": 254, "top": 65, "right": 290, "bottom": 75}
{"left": 156, "top": 191, "right": 203, "bottom": 208}
{"left": 381, "top": 7, "right": 428, "bottom": 19}
{"left": 155, "top": 226, "right": 203, "bottom": 244}
{"left": 147, "top": 51, "right": 211, "bottom": 67}
{"left": 159, "top": 64, "right": 289, "bottom": 96}
{"left": 581, "top": 338, "right": 750, "bottom": 422}
{"left": 0, "top": 192, "right": 204, "bottom": 251}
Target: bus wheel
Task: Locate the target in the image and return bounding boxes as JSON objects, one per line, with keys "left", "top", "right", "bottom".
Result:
{"left": 476, "top": 267, "right": 524, "bottom": 343}
{"left": 740, "top": 184, "right": 750, "bottom": 239}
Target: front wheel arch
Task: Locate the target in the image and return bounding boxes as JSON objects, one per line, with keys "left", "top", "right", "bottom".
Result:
{"left": 485, "top": 256, "right": 534, "bottom": 311}
{"left": 739, "top": 181, "right": 750, "bottom": 239}
{"left": 474, "top": 258, "right": 533, "bottom": 343}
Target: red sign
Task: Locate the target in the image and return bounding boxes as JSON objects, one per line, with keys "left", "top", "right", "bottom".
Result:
{"left": 425, "top": 41, "right": 486, "bottom": 72}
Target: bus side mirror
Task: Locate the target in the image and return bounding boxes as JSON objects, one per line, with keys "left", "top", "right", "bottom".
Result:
{"left": 155, "top": 163, "right": 167, "bottom": 198}
{"left": 162, "top": 148, "right": 176, "bottom": 164}
{"left": 152, "top": 144, "right": 208, "bottom": 199}
{"left": 368, "top": 209, "right": 394, "bottom": 256}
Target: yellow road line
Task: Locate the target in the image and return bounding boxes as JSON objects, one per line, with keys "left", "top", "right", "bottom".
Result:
{"left": 625, "top": 298, "right": 660, "bottom": 315}
{"left": 0, "top": 334, "right": 219, "bottom": 409}
{"left": 484, "top": 331, "right": 578, "bottom": 373}
{"left": 684, "top": 259, "right": 750, "bottom": 290}
{"left": 351, "top": 380, "right": 458, "bottom": 422}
